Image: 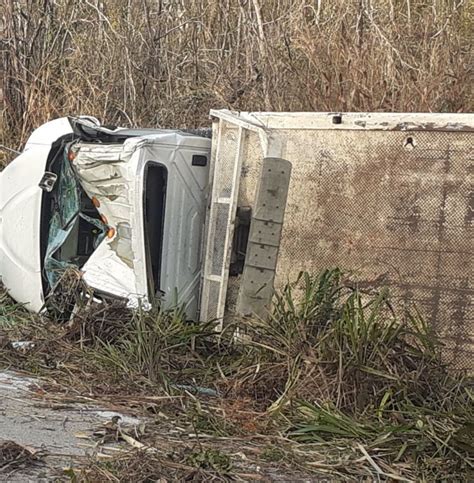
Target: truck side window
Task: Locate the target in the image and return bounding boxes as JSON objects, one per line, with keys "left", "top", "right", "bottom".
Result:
{"left": 143, "top": 163, "right": 167, "bottom": 297}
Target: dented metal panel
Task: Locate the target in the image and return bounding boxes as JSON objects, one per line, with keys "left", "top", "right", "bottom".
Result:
{"left": 71, "top": 142, "right": 143, "bottom": 303}
{"left": 207, "top": 111, "right": 473, "bottom": 370}
{"left": 71, "top": 133, "right": 210, "bottom": 317}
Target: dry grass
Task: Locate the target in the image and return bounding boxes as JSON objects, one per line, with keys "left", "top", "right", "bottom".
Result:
{"left": 0, "top": 270, "right": 472, "bottom": 481}
{"left": 0, "top": 441, "right": 43, "bottom": 475}
{"left": 1, "top": 0, "right": 473, "bottom": 163}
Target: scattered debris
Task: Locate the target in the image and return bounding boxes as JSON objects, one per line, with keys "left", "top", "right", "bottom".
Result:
{"left": 10, "top": 341, "right": 35, "bottom": 351}
{"left": 0, "top": 441, "right": 42, "bottom": 473}
{"left": 0, "top": 370, "right": 39, "bottom": 392}
{"left": 93, "top": 411, "right": 142, "bottom": 426}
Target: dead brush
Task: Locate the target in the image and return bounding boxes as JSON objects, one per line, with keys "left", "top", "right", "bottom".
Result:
{"left": 0, "top": 441, "right": 43, "bottom": 474}
{"left": 65, "top": 299, "right": 133, "bottom": 347}
{"left": 71, "top": 448, "right": 233, "bottom": 482}
{"left": 43, "top": 268, "right": 91, "bottom": 322}
{"left": 42, "top": 268, "right": 133, "bottom": 345}
{"left": 1, "top": 0, "right": 472, "bottom": 154}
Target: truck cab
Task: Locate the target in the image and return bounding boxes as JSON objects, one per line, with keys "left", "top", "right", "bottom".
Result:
{"left": 0, "top": 117, "right": 211, "bottom": 319}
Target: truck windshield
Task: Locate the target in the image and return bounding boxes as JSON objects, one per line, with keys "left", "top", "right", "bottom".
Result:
{"left": 41, "top": 144, "right": 106, "bottom": 292}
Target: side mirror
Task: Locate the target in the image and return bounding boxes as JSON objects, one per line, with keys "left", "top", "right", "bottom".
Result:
{"left": 38, "top": 172, "right": 58, "bottom": 192}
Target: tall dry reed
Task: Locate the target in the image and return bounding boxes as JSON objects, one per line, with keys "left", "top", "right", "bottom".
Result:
{"left": 1, "top": 0, "right": 472, "bottom": 161}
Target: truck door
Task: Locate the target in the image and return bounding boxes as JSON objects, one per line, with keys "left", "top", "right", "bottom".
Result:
{"left": 141, "top": 139, "right": 210, "bottom": 320}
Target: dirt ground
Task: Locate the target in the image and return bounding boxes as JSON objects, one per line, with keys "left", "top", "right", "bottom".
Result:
{"left": 0, "top": 370, "right": 326, "bottom": 482}
{"left": 0, "top": 371, "right": 146, "bottom": 481}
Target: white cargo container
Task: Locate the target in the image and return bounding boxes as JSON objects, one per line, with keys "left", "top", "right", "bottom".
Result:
{"left": 201, "top": 110, "right": 473, "bottom": 369}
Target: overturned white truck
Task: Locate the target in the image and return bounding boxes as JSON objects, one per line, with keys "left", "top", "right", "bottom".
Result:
{"left": 0, "top": 111, "right": 472, "bottom": 368}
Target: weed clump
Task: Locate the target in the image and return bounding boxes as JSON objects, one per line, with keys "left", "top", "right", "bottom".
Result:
{"left": 253, "top": 270, "right": 464, "bottom": 411}
{"left": 93, "top": 306, "right": 220, "bottom": 385}
{"left": 239, "top": 269, "right": 473, "bottom": 479}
